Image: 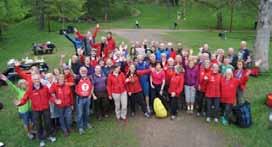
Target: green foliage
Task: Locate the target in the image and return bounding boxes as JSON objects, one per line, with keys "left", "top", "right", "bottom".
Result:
{"left": 44, "top": 0, "right": 84, "bottom": 21}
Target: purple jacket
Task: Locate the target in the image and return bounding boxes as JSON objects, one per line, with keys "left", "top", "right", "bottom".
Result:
{"left": 92, "top": 73, "right": 107, "bottom": 92}
{"left": 184, "top": 65, "right": 199, "bottom": 86}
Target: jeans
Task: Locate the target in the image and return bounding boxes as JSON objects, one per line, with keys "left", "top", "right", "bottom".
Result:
{"left": 184, "top": 85, "right": 196, "bottom": 103}
{"left": 222, "top": 103, "right": 233, "bottom": 121}
{"left": 112, "top": 92, "right": 128, "bottom": 119}
{"left": 58, "top": 106, "right": 72, "bottom": 132}
{"left": 76, "top": 96, "right": 91, "bottom": 129}
{"left": 129, "top": 92, "right": 147, "bottom": 114}
{"left": 19, "top": 111, "right": 33, "bottom": 127}
{"left": 32, "top": 109, "right": 54, "bottom": 141}
{"left": 170, "top": 96, "right": 178, "bottom": 116}
{"left": 206, "top": 97, "right": 220, "bottom": 118}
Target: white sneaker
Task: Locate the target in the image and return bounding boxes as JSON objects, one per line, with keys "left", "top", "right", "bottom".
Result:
{"left": 0, "top": 142, "right": 5, "bottom": 147}
{"left": 48, "top": 136, "right": 56, "bottom": 142}
{"left": 40, "top": 141, "right": 46, "bottom": 147}
{"left": 214, "top": 118, "right": 219, "bottom": 123}
{"left": 87, "top": 123, "right": 93, "bottom": 129}
{"left": 79, "top": 128, "right": 85, "bottom": 135}
{"left": 206, "top": 117, "right": 211, "bottom": 123}
{"left": 27, "top": 133, "right": 34, "bottom": 140}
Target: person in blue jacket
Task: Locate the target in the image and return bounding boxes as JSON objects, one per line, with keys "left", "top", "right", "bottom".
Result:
{"left": 136, "top": 54, "right": 151, "bottom": 113}
{"left": 63, "top": 31, "right": 84, "bottom": 54}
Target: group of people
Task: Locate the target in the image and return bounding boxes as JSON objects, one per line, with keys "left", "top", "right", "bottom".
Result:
{"left": 1, "top": 24, "right": 262, "bottom": 147}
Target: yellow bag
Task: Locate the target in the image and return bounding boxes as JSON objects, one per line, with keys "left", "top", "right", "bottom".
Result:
{"left": 153, "top": 97, "right": 167, "bottom": 118}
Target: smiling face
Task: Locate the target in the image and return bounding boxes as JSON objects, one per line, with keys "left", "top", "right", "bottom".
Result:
{"left": 80, "top": 67, "right": 88, "bottom": 77}
{"left": 57, "top": 74, "right": 65, "bottom": 85}
{"left": 95, "top": 66, "right": 101, "bottom": 75}
{"left": 129, "top": 64, "right": 136, "bottom": 74}
{"left": 212, "top": 64, "right": 219, "bottom": 73}
{"left": 237, "top": 61, "right": 244, "bottom": 69}
{"left": 32, "top": 74, "right": 41, "bottom": 86}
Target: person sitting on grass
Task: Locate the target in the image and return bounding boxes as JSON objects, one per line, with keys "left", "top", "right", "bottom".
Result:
{"left": 0, "top": 74, "right": 34, "bottom": 140}
{"left": 15, "top": 74, "right": 57, "bottom": 147}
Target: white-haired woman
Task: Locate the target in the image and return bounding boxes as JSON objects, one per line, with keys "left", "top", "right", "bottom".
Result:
{"left": 220, "top": 69, "right": 239, "bottom": 125}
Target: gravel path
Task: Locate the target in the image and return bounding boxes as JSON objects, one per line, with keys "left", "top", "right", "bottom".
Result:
{"left": 107, "top": 28, "right": 226, "bottom": 147}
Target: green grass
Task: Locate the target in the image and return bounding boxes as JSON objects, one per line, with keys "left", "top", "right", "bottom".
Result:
{"left": 100, "top": 4, "right": 257, "bottom": 30}
{"left": 164, "top": 31, "right": 272, "bottom": 147}
{"left": 0, "top": 19, "right": 137, "bottom": 147}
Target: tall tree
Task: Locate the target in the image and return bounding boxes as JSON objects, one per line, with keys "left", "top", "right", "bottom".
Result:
{"left": 0, "top": 0, "right": 27, "bottom": 39}
{"left": 44, "top": 0, "right": 84, "bottom": 32}
{"left": 194, "top": 0, "right": 228, "bottom": 29}
{"left": 253, "top": 0, "right": 272, "bottom": 71}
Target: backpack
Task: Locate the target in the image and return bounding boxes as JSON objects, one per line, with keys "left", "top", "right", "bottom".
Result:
{"left": 232, "top": 101, "right": 252, "bottom": 128}
{"left": 153, "top": 98, "right": 167, "bottom": 118}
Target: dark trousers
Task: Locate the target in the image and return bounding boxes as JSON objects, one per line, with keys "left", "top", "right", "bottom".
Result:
{"left": 151, "top": 84, "right": 167, "bottom": 111}
{"left": 170, "top": 96, "right": 178, "bottom": 116}
{"left": 196, "top": 91, "right": 206, "bottom": 113}
{"left": 129, "top": 92, "right": 147, "bottom": 113}
{"left": 206, "top": 97, "right": 220, "bottom": 118}
{"left": 32, "top": 109, "right": 54, "bottom": 141}
{"left": 94, "top": 91, "right": 109, "bottom": 118}
{"left": 222, "top": 103, "right": 233, "bottom": 121}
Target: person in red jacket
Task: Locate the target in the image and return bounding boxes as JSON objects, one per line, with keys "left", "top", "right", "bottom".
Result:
{"left": 104, "top": 32, "right": 116, "bottom": 59}
{"left": 168, "top": 65, "right": 184, "bottom": 120}
{"left": 234, "top": 60, "right": 251, "bottom": 104}
{"left": 220, "top": 69, "right": 240, "bottom": 125}
{"left": 205, "top": 63, "right": 221, "bottom": 123}
{"left": 125, "top": 64, "right": 150, "bottom": 118}
{"left": 107, "top": 64, "right": 128, "bottom": 121}
{"left": 75, "top": 66, "right": 94, "bottom": 135}
{"left": 196, "top": 59, "right": 211, "bottom": 117}
{"left": 16, "top": 74, "right": 57, "bottom": 147}
{"left": 50, "top": 74, "right": 74, "bottom": 136}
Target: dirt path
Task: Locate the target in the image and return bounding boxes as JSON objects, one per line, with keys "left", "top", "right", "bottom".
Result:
{"left": 107, "top": 29, "right": 226, "bottom": 147}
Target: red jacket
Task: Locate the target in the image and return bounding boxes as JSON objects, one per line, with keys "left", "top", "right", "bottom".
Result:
{"left": 164, "top": 66, "right": 175, "bottom": 85}
{"left": 234, "top": 69, "right": 249, "bottom": 91}
{"left": 198, "top": 67, "right": 211, "bottom": 92}
{"left": 19, "top": 85, "right": 53, "bottom": 111}
{"left": 15, "top": 66, "right": 32, "bottom": 81}
{"left": 168, "top": 73, "right": 184, "bottom": 96}
{"left": 104, "top": 37, "right": 116, "bottom": 58}
{"left": 75, "top": 77, "right": 93, "bottom": 97}
{"left": 50, "top": 83, "right": 74, "bottom": 108}
{"left": 220, "top": 77, "right": 239, "bottom": 104}
{"left": 65, "top": 73, "right": 74, "bottom": 86}
{"left": 170, "top": 50, "right": 177, "bottom": 59}
{"left": 125, "top": 74, "right": 142, "bottom": 94}
{"left": 107, "top": 72, "right": 126, "bottom": 96}
{"left": 205, "top": 73, "right": 221, "bottom": 98}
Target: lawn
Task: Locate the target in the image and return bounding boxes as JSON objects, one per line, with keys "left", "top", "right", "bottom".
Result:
{"left": 100, "top": 4, "right": 257, "bottom": 30}
{"left": 164, "top": 31, "right": 272, "bottom": 147}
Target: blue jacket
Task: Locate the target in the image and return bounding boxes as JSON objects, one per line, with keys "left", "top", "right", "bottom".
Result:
{"left": 136, "top": 61, "right": 150, "bottom": 86}
{"left": 64, "top": 34, "right": 84, "bottom": 51}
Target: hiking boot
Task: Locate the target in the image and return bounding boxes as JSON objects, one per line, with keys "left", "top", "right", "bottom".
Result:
{"left": 27, "top": 133, "right": 34, "bottom": 140}
{"left": 144, "top": 112, "right": 150, "bottom": 118}
{"left": 206, "top": 117, "right": 211, "bottom": 123}
{"left": 39, "top": 141, "right": 46, "bottom": 147}
{"left": 79, "top": 128, "right": 85, "bottom": 135}
{"left": 214, "top": 118, "right": 219, "bottom": 123}
{"left": 170, "top": 115, "right": 176, "bottom": 120}
{"left": 48, "top": 136, "right": 56, "bottom": 142}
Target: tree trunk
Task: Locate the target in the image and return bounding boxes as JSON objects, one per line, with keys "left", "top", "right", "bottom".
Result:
{"left": 216, "top": 10, "right": 223, "bottom": 29}
{"left": 0, "top": 26, "right": 2, "bottom": 40}
{"left": 47, "top": 17, "right": 51, "bottom": 32}
{"left": 104, "top": 0, "right": 109, "bottom": 22}
{"left": 38, "top": 0, "right": 45, "bottom": 30}
{"left": 253, "top": 0, "right": 272, "bottom": 71}
{"left": 229, "top": 0, "right": 235, "bottom": 32}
